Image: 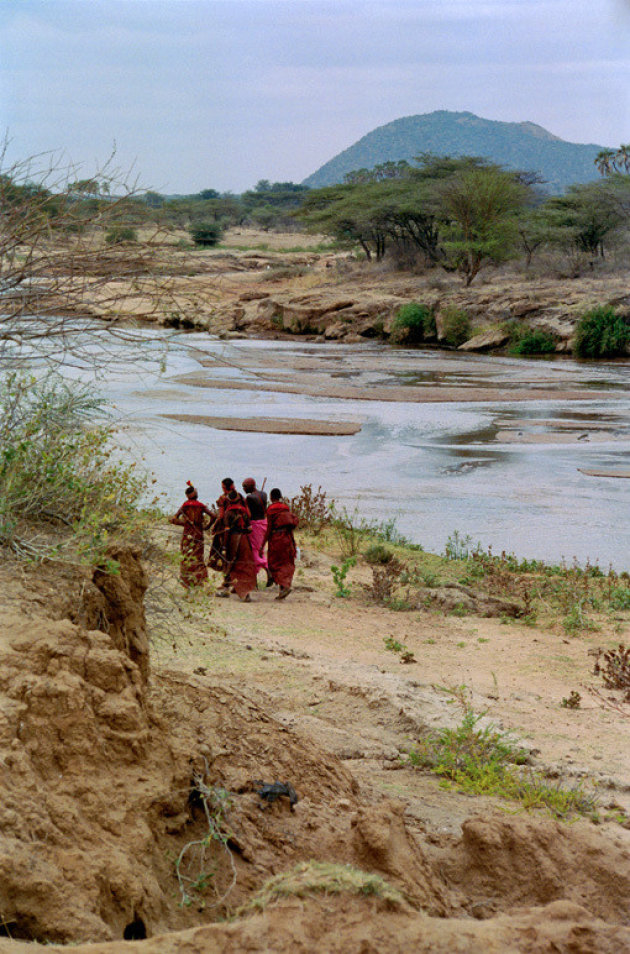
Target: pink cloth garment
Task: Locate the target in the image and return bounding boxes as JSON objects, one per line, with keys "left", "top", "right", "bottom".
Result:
{"left": 249, "top": 518, "right": 268, "bottom": 571}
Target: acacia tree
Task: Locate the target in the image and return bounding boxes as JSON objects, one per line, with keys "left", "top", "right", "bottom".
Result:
{"left": 0, "top": 147, "right": 172, "bottom": 367}
{"left": 436, "top": 166, "right": 531, "bottom": 285}
{"left": 538, "top": 180, "right": 627, "bottom": 266}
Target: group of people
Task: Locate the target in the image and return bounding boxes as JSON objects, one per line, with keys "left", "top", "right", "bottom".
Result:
{"left": 170, "top": 477, "right": 299, "bottom": 602}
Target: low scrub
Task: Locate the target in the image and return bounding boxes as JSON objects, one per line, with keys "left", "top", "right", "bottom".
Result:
{"left": 509, "top": 329, "right": 557, "bottom": 356}
{"left": 390, "top": 302, "right": 435, "bottom": 343}
{"left": 190, "top": 221, "right": 224, "bottom": 247}
{"left": 0, "top": 373, "right": 149, "bottom": 561}
{"left": 573, "top": 306, "right": 630, "bottom": 359}
{"left": 407, "top": 700, "right": 597, "bottom": 819}
{"left": 440, "top": 305, "right": 471, "bottom": 347}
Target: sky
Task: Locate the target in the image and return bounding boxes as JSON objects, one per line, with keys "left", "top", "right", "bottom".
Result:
{"left": 0, "top": 0, "right": 629, "bottom": 194}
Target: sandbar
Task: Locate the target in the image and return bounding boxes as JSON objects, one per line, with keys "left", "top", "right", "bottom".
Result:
{"left": 161, "top": 413, "right": 361, "bottom": 435}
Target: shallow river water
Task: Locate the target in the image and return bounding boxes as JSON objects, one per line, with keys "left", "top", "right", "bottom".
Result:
{"left": 80, "top": 331, "right": 630, "bottom": 570}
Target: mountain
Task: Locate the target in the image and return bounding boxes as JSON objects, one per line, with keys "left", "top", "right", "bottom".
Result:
{"left": 302, "top": 111, "right": 608, "bottom": 193}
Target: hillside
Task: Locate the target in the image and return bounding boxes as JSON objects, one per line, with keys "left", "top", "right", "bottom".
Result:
{"left": 303, "top": 110, "right": 608, "bottom": 193}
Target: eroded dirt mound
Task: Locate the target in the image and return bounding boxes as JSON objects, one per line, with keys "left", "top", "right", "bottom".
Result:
{"left": 1, "top": 550, "right": 630, "bottom": 952}
{"left": 1, "top": 896, "right": 628, "bottom": 954}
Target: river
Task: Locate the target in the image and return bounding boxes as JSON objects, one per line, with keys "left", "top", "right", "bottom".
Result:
{"left": 76, "top": 330, "right": 630, "bottom": 570}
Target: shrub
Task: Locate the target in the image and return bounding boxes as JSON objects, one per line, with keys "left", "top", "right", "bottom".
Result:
{"left": 289, "top": 484, "right": 332, "bottom": 534}
{"left": 391, "top": 303, "right": 434, "bottom": 343}
{"left": 573, "top": 306, "right": 630, "bottom": 359}
{"left": 509, "top": 329, "right": 557, "bottom": 355}
{"left": 0, "top": 373, "right": 148, "bottom": 560}
{"left": 441, "top": 306, "right": 471, "bottom": 347}
{"left": 190, "top": 221, "right": 224, "bottom": 247}
{"left": 104, "top": 225, "right": 137, "bottom": 245}
{"left": 364, "top": 543, "right": 393, "bottom": 565}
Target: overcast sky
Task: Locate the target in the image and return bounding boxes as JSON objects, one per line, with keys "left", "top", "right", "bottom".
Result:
{"left": 1, "top": 0, "right": 629, "bottom": 194}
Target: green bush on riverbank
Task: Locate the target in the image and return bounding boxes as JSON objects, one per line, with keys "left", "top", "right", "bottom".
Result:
{"left": 0, "top": 374, "right": 151, "bottom": 561}
{"left": 573, "top": 306, "right": 630, "bottom": 359}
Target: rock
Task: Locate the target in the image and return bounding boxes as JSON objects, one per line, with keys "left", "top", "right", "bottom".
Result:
{"left": 458, "top": 328, "right": 510, "bottom": 352}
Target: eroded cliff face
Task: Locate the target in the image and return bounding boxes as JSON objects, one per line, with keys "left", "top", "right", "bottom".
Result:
{"left": 0, "top": 547, "right": 629, "bottom": 953}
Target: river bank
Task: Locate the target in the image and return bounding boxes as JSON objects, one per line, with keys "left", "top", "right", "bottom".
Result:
{"left": 83, "top": 227, "right": 630, "bottom": 353}
{"left": 0, "top": 523, "right": 629, "bottom": 953}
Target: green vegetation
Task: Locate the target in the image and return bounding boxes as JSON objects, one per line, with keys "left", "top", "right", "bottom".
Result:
{"left": 0, "top": 374, "right": 150, "bottom": 561}
{"left": 407, "top": 695, "right": 597, "bottom": 819}
{"left": 176, "top": 779, "right": 236, "bottom": 909}
{"left": 330, "top": 556, "right": 356, "bottom": 598}
{"left": 391, "top": 303, "right": 435, "bottom": 343}
{"left": 383, "top": 635, "right": 416, "bottom": 663}
{"left": 440, "top": 306, "right": 471, "bottom": 347}
{"left": 104, "top": 224, "right": 137, "bottom": 245}
{"left": 190, "top": 220, "right": 224, "bottom": 247}
{"left": 364, "top": 543, "right": 394, "bottom": 565}
{"left": 573, "top": 306, "right": 630, "bottom": 359}
{"left": 509, "top": 328, "right": 557, "bottom": 356}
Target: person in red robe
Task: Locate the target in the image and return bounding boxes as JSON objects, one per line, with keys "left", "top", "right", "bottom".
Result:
{"left": 216, "top": 489, "right": 257, "bottom": 602}
{"left": 261, "top": 488, "right": 299, "bottom": 600}
{"left": 207, "top": 477, "right": 237, "bottom": 572}
{"left": 170, "top": 482, "right": 215, "bottom": 589}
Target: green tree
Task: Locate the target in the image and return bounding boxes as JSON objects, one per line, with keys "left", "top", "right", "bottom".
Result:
{"left": 190, "top": 220, "right": 223, "bottom": 246}
{"left": 538, "top": 180, "right": 625, "bottom": 262}
{"left": 436, "top": 166, "right": 530, "bottom": 285}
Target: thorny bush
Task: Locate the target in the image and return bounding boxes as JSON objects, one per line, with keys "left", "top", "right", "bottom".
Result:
{"left": 0, "top": 372, "right": 150, "bottom": 561}
{"left": 289, "top": 484, "right": 333, "bottom": 535}
{"left": 592, "top": 643, "right": 630, "bottom": 701}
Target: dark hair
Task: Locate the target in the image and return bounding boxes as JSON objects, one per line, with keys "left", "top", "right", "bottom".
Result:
{"left": 242, "top": 477, "right": 256, "bottom": 491}
{"left": 221, "top": 477, "right": 234, "bottom": 491}
{"left": 270, "top": 487, "right": 282, "bottom": 501}
{"left": 185, "top": 484, "right": 196, "bottom": 497}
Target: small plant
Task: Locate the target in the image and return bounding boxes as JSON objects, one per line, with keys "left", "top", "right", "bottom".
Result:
{"left": 443, "top": 530, "right": 474, "bottom": 561}
{"left": 609, "top": 586, "right": 630, "bottom": 611}
{"left": 370, "top": 557, "right": 404, "bottom": 605}
{"left": 407, "top": 702, "right": 596, "bottom": 819}
{"left": 441, "top": 305, "right": 471, "bottom": 347}
{"left": 573, "top": 306, "right": 630, "bottom": 359}
{"left": 383, "top": 635, "right": 416, "bottom": 663}
{"left": 562, "top": 599, "right": 597, "bottom": 635}
{"left": 330, "top": 556, "right": 356, "bottom": 598}
{"left": 176, "top": 777, "right": 237, "bottom": 909}
{"left": 391, "top": 302, "right": 435, "bottom": 343}
{"left": 364, "top": 543, "right": 393, "bottom": 565}
{"left": 592, "top": 643, "right": 630, "bottom": 700}
{"left": 290, "top": 484, "right": 333, "bottom": 535}
{"left": 561, "top": 690, "right": 582, "bottom": 709}
{"left": 104, "top": 224, "right": 137, "bottom": 245}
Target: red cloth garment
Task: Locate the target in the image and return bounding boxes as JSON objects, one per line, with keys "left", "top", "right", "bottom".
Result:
{"left": 171, "top": 499, "right": 213, "bottom": 588}
{"left": 223, "top": 498, "right": 257, "bottom": 598}
{"left": 264, "top": 501, "right": 299, "bottom": 589}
